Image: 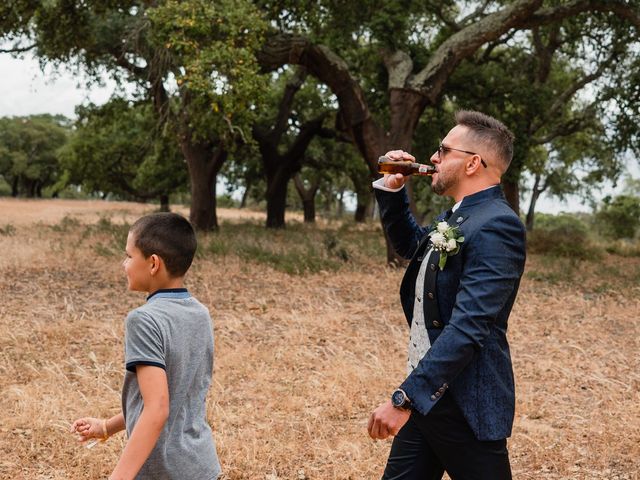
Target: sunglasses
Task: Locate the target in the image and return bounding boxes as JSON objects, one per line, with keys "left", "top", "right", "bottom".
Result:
{"left": 438, "top": 144, "right": 488, "bottom": 168}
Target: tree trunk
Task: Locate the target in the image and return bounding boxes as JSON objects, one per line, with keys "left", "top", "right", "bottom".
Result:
{"left": 354, "top": 186, "right": 374, "bottom": 223}
{"left": 240, "top": 179, "right": 251, "bottom": 208}
{"left": 266, "top": 172, "right": 289, "bottom": 228}
{"left": 337, "top": 189, "right": 345, "bottom": 217}
{"left": 365, "top": 195, "right": 376, "bottom": 220}
{"left": 502, "top": 178, "right": 520, "bottom": 216}
{"left": 293, "top": 174, "right": 318, "bottom": 223}
{"left": 159, "top": 194, "right": 170, "bottom": 212}
{"left": 182, "top": 139, "right": 226, "bottom": 231}
{"left": 302, "top": 198, "right": 316, "bottom": 223}
{"left": 525, "top": 174, "right": 544, "bottom": 231}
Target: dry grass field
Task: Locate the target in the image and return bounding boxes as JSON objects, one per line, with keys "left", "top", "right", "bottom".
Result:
{"left": 0, "top": 198, "right": 638, "bottom": 480}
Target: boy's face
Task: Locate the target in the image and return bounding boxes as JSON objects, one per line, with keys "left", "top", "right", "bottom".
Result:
{"left": 123, "top": 232, "right": 152, "bottom": 292}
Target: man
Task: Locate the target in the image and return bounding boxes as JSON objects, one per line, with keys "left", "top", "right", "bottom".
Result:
{"left": 368, "top": 110, "right": 526, "bottom": 479}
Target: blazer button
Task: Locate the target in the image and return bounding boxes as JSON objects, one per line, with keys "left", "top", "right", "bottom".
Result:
{"left": 427, "top": 292, "right": 434, "bottom": 299}
{"left": 438, "top": 387, "right": 445, "bottom": 393}
{"left": 429, "top": 263, "right": 436, "bottom": 271}
{"left": 432, "top": 320, "right": 441, "bottom": 328}
{"left": 443, "top": 383, "right": 448, "bottom": 389}
{"left": 430, "top": 395, "right": 436, "bottom": 401}
{"left": 435, "top": 391, "right": 441, "bottom": 397}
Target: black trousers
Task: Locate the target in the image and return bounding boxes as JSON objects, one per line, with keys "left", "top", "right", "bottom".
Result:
{"left": 381, "top": 393, "right": 512, "bottom": 480}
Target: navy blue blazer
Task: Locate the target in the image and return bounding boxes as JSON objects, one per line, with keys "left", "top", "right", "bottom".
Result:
{"left": 376, "top": 185, "right": 526, "bottom": 441}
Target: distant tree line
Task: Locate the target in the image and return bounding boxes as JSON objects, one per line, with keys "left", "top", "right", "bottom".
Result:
{"left": 2, "top": 1, "right": 640, "bottom": 254}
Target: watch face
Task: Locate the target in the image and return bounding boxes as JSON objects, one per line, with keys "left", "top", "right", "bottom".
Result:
{"left": 391, "top": 389, "right": 405, "bottom": 407}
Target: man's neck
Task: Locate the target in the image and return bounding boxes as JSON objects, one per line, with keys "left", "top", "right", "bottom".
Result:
{"left": 452, "top": 182, "right": 498, "bottom": 203}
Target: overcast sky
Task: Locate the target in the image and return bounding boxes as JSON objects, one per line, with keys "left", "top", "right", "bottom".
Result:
{"left": 0, "top": 53, "right": 119, "bottom": 118}
{"left": 1, "top": 52, "right": 636, "bottom": 214}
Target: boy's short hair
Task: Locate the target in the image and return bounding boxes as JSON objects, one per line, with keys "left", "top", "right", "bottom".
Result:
{"left": 455, "top": 110, "right": 515, "bottom": 172}
{"left": 130, "top": 212, "right": 197, "bottom": 277}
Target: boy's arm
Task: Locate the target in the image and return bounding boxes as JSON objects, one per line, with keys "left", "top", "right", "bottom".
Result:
{"left": 72, "top": 413, "right": 124, "bottom": 442}
{"left": 106, "top": 413, "right": 125, "bottom": 437}
{"left": 109, "top": 365, "right": 170, "bottom": 480}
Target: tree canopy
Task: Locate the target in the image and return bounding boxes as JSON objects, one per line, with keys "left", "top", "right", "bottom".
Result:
{"left": 2, "top": 0, "right": 640, "bottom": 241}
{"left": 0, "top": 114, "right": 69, "bottom": 197}
{"left": 59, "top": 98, "right": 187, "bottom": 209}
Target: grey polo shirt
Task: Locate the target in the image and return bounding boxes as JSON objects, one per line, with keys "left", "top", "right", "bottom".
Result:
{"left": 122, "top": 289, "right": 221, "bottom": 480}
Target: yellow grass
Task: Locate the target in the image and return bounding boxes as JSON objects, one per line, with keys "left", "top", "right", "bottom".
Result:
{"left": 0, "top": 199, "right": 638, "bottom": 479}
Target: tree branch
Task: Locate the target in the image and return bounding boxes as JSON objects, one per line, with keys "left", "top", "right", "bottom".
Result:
{"left": 0, "top": 43, "right": 36, "bottom": 53}
{"left": 272, "top": 67, "right": 307, "bottom": 140}
{"left": 532, "top": 109, "right": 596, "bottom": 144}
{"left": 382, "top": 50, "right": 413, "bottom": 89}
{"left": 257, "top": 33, "right": 373, "bottom": 130}
{"left": 531, "top": 46, "right": 617, "bottom": 133}
{"left": 532, "top": 24, "right": 562, "bottom": 84}
{"left": 286, "top": 112, "right": 330, "bottom": 165}
{"left": 478, "top": 30, "right": 518, "bottom": 63}
{"left": 430, "top": 3, "right": 461, "bottom": 31}
{"left": 459, "top": 0, "right": 492, "bottom": 26}
{"left": 519, "top": 0, "right": 640, "bottom": 30}
{"left": 293, "top": 173, "right": 320, "bottom": 199}
{"left": 412, "top": 0, "right": 544, "bottom": 102}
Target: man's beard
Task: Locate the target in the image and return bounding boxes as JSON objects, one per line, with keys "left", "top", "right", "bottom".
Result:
{"left": 431, "top": 170, "right": 459, "bottom": 196}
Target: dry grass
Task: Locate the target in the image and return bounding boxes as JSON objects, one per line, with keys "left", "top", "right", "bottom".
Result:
{"left": 0, "top": 199, "right": 638, "bottom": 480}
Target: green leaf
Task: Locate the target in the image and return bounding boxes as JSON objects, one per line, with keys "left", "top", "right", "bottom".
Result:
{"left": 439, "top": 253, "right": 447, "bottom": 270}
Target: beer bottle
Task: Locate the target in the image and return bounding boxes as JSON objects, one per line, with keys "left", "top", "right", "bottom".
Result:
{"left": 377, "top": 156, "right": 437, "bottom": 176}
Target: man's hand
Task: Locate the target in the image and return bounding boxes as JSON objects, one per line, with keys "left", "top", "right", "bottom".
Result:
{"left": 367, "top": 400, "right": 411, "bottom": 440}
{"left": 383, "top": 150, "right": 415, "bottom": 189}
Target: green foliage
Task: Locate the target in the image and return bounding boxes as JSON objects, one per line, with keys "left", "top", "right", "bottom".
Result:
{"left": 595, "top": 195, "right": 640, "bottom": 239}
{"left": 526, "top": 213, "right": 601, "bottom": 259}
{"left": 0, "top": 114, "right": 70, "bottom": 197}
{"left": 197, "top": 220, "right": 385, "bottom": 274}
{"left": 58, "top": 98, "right": 187, "bottom": 202}
{"left": 50, "top": 215, "right": 82, "bottom": 233}
{"left": 49, "top": 214, "right": 130, "bottom": 255}
{"left": 148, "top": 0, "right": 269, "bottom": 146}
{"left": 92, "top": 216, "right": 131, "bottom": 256}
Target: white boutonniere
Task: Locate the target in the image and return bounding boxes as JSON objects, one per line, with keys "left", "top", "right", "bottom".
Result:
{"left": 428, "top": 221, "right": 464, "bottom": 270}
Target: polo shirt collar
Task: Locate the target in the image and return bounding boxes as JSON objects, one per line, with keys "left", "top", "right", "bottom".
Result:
{"left": 146, "top": 288, "right": 190, "bottom": 302}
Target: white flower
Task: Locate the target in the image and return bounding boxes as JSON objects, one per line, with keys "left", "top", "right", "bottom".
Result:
{"left": 430, "top": 232, "right": 446, "bottom": 246}
{"left": 428, "top": 219, "right": 464, "bottom": 270}
{"left": 437, "top": 221, "right": 449, "bottom": 233}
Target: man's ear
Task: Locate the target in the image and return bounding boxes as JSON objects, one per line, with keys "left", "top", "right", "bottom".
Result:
{"left": 149, "top": 254, "right": 161, "bottom": 275}
{"left": 465, "top": 155, "right": 483, "bottom": 175}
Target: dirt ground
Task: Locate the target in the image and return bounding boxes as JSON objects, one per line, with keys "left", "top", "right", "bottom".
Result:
{"left": 0, "top": 199, "right": 638, "bottom": 479}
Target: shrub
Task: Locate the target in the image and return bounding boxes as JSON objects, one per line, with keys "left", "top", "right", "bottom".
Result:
{"left": 595, "top": 195, "right": 640, "bottom": 240}
{"left": 603, "top": 239, "right": 640, "bottom": 257}
{"left": 527, "top": 213, "right": 600, "bottom": 259}
{"left": 0, "top": 223, "right": 16, "bottom": 236}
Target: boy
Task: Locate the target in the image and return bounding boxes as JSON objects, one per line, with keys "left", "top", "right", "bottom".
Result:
{"left": 72, "top": 212, "right": 221, "bottom": 480}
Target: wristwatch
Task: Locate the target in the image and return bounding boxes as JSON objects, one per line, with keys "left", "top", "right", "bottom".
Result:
{"left": 391, "top": 388, "right": 411, "bottom": 410}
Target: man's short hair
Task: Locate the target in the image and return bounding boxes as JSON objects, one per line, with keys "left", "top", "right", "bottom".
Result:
{"left": 455, "top": 110, "right": 515, "bottom": 171}
{"left": 130, "top": 212, "right": 197, "bottom": 277}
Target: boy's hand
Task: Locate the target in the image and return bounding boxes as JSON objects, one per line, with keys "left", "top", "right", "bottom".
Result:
{"left": 71, "top": 417, "right": 105, "bottom": 442}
